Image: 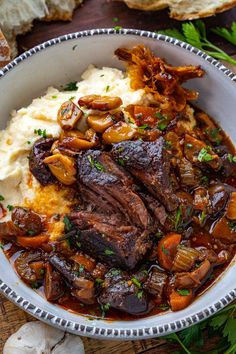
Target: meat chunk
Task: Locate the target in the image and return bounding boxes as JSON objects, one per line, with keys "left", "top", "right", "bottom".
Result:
{"left": 98, "top": 273, "right": 152, "bottom": 315}
{"left": 111, "top": 138, "right": 179, "bottom": 211}
{"left": 49, "top": 254, "right": 95, "bottom": 305}
{"left": 70, "top": 211, "right": 152, "bottom": 270}
{"left": 44, "top": 263, "right": 65, "bottom": 301}
{"left": 12, "top": 207, "right": 43, "bottom": 235}
{"left": 77, "top": 150, "right": 150, "bottom": 228}
{"left": 175, "top": 259, "right": 211, "bottom": 289}
{"left": 29, "top": 138, "right": 55, "bottom": 185}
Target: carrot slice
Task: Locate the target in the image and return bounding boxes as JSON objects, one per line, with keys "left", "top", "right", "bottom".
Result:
{"left": 157, "top": 233, "right": 181, "bottom": 270}
{"left": 170, "top": 289, "right": 193, "bottom": 311}
{"left": 17, "top": 234, "right": 48, "bottom": 248}
{"left": 71, "top": 253, "right": 96, "bottom": 272}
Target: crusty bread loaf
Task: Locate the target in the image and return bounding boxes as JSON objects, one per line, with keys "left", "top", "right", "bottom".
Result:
{"left": 0, "top": 0, "right": 83, "bottom": 58}
{"left": 0, "top": 29, "right": 11, "bottom": 68}
{"left": 120, "top": 0, "right": 236, "bottom": 20}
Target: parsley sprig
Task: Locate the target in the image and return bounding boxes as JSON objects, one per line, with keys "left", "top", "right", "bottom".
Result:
{"left": 212, "top": 22, "right": 236, "bottom": 46}
{"left": 158, "top": 20, "right": 236, "bottom": 65}
{"left": 163, "top": 303, "right": 236, "bottom": 354}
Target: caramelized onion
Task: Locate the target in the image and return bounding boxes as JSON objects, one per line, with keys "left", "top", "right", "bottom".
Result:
{"left": 172, "top": 246, "right": 200, "bottom": 272}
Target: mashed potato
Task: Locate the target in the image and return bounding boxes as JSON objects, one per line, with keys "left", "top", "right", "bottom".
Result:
{"left": 0, "top": 65, "right": 146, "bottom": 230}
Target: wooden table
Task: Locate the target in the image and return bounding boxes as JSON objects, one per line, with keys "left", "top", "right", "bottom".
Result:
{"left": 1, "top": 1, "right": 236, "bottom": 353}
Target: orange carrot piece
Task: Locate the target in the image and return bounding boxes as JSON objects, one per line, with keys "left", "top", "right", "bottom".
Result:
{"left": 17, "top": 234, "right": 48, "bottom": 248}
{"left": 71, "top": 253, "right": 96, "bottom": 272}
{"left": 29, "top": 261, "right": 45, "bottom": 279}
{"left": 170, "top": 289, "right": 193, "bottom": 311}
{"left": 157, "top": 233, "right": 181, "bottom": 270}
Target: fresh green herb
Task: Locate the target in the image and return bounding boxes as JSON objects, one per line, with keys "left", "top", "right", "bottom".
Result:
{"left": 31, "top": 282, "right": 40, "bottom": 289}
{"left": 158, "top": 304, "right": 170, "bottom": 311}
{"left": 212, "top": 22, "right": 236, "bottom": 46}
{"left": 7, "top": 205, "right": 13, "bottom": 211}
{"left": 197, "top": 147, "right": 213, "bottom": 162}
{"left": 52, "top": 244, "right": 56, "bottom": 252}
{"left": 87, "top": 155, "right": 95, "bottom": 168}
{"left": 177, "top": 289, "right": 190, "bottom": 296}
{"left": 117, "top": 158, "right": 125, "bottom": 167}
{"left": 227, "top": 154, "right": 236, "bottom": 163}
{"left": 63, "top": 81, "right": 78, "bottom": 91}
{"left": 63, "top": 215, "right": 73, "bottom": 232}
{"left": 157, "top": 122, "right": 168, "bottom": 131}
{"left": 95, "top": 278, "right": 104, "bottom": 285}
{"left": 155, "top": 111, "right": 167, "bottom": 120}
{"left": 131, "top": 277, "right": 141, "bottom": 288}
{"left": 138, "top": 124, "right": 150, "bottom": 130}
{"left": 100, "top": 74, "right": 105, "bottom": 77}
{"left": 76, "top": 241, "right": 81, "bottom": 248}
{"left": 0, "top": 242, "right": 4, "bottom": 249}
{"left": 161, "top": 244, "right": 169, "bottom": 255}
{"left": 34, "top": 128, "right": 47, "bottom": 138}
{"left": 112, "top": 17, "right": 119, "bottom": 23}
{"left": 94, "top": 161, "right": 105, "bottom": 172}
{"left": 175, "top": 206, "right": 182, "bottom": 230}
{"left": 137, "top": 290, "right": 143, "bottom": 299}
{"left": 27, "top": 141, "right": 31, "bottom": 145}
{"left": 201, "top": 175, "right": 209, "bottom": 185}
{"left": 100, "top": 303, "right": 110, "bottom": 318}
{"left": 165, "top": 140, "right": 172, "bottom": 148}
{"left": 155, "top": 231, "right": 163, "bottom": 238}
{"left": 200, "top": 210, "right": 206, "bottom": 224}
{"left": 39, "top": 269, "right": 45, "bottom": 275}
{"left": 114, "top": 26, "right": 122, "bottom": 31}
{"left": 195, "top": 262, "right": 201, "bottom": 268}
{"left": 158, "top": 20, "right": 236, "bottom": 65}
{"left": 28, "top": 230, "right": 36, "bottom": 236}
{"left": 208, "top": 127, "right": 221, "bottom": 139}
{"left": 69, "top": 96, "right": 76, "bottom": 100}
{"left": 156, "top": 28, "right": 186, "bottom": 42}
{"left": 104, "top": 249, "right": 114, "bottom": 256}
{"left": 111, "top": 269, "right": 121, "bottom": 276}
{"left": 52, "top": 95, "right": 57, "bottom": 99}
{"left": 0, "top": 195, "right": 4, "bottom": 201}
{"left": 105, "top": 85, "right": 110, "bottom": 92}
{"left": 228, "top": 220, "right": 236, "bottom": 232}
{"left": 186, "top": 143, "right": 193, "bottom": 148}
{"left": 136, "top": 113, "right": 143, "bottom": 119}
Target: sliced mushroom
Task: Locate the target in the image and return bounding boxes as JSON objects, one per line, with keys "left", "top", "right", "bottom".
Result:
{"left": 3, "top": 321, "right": 84, "bottom": 354}
{"left": 57, "top": 101, "right": 83, "bottom": 130}
{"left": 87, "top": 114, "right": 114, "bottom": 133}
{"left": 102, "top": 122, "right": 136, "bottom": 144}
{"left": 14, "top": 250, "right": 43, "bottom": 285}
{"left": 78, "top": 94, "right": 122, "bottom": 111}
{"left": 44, "top": 153, "right": 76, "bottom": 185}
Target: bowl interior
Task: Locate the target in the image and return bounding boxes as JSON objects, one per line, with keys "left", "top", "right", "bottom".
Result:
{"left": 0, "top": 30, "right": 236, "bottom": 339}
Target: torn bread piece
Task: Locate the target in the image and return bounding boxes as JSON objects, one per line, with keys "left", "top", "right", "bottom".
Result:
{"left": 44, "top": 0, "right": 83, "bottom": 21}
{"left": 120, "top": 0, "right": 236, "bottom": 20}
{"left": 0, "top": 29, "right": 11, "bottom": 67}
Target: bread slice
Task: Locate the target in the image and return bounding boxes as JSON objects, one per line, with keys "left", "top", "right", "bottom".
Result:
{"left": 0, "top": 29, "right": 11, "bottom": 67}
{"left": 121, "top": 0, "right": 236, "bottom": 20}
{"left": 44, "top": 0, "right": 83, "bottom": 21}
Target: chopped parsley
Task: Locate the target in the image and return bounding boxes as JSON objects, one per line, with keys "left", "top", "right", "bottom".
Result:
{"left": 158, "top": 304, "right": 170, "bottom": 311}
{"left": 100, "top": 303, "right": 110, "bottom": 318}
{"left": 157, "top": 122, "right": 168, "bottom": 131}
{"left": 111, "top": 269, "right": 121, "bottom": 276}
{"left": 175, "top": 206, "right": 182, "bottom": 230}
{"left": 138, "top": 124, "right": 151, "bottom": 130}
{"left": 31, "top": 282, "right": 40, "bottom": 289}
{"left": 87, "top": 155, "right": 105, "bottom": 172}
{"left": 112, "top": 17, "right": 119, "bottom": 22}
{"left": 39, "top": 269, "right": 45, "bottom": 275}
{"left": 52, "top": 95, "right": 57, "bottom": 99}
{"left": 155, "top": 231, "right": 164, "bottom": 238}
{"left": 63, "top": 215, "right": 73, "bottom": 232}
{"left": 105, "top": 85, "right": 110, "bottom": 92}
{"left": 117, "top": 158, "right": 125, "bottom": 167}
{"left": 104, "top": 248, "right": 114, "bottom": 256}
{"left": 52, "top": 244, "right": 56, "bottom": 252}
{"left": 131, "top": 277, "right": 141, "bottom": 288}
{"left": 28, "top": 230, "right": 36, "bottom": 236}
{"left": 200, "top": 210, "right": 206, "bottom": 224}
{"left": 201, "top": 175, "right": 209, "bottom": 185}
{"left": 76, "top": 264, "right": 85, "bottom": 274}
{"left": 114, "top": 26, "right": 122, "bottom": 30}
{"left": 34, "top": 128, "right": 47, "bottom": 138}
{"left": 209, "top": 127, "right": 221, "bottom": 139}
{"left": 137, "top": 290, "right": 143, "bottom": 299}
{"left": 0, "top": 242, "right": 4, "bottom": 249}
{"left": 0, "top": 195, "right": 4, "bottom": 201}
{"left": 155, "top": 112, "right": 167, "bottom": 120}
{"left": 186, "top": 143, "right": 193, "bottom": 148}
{"left": 63, "top": 81, "right": 78, "bottom": 91}
{"left": 197, "top": 147, "right": 214, "bottom": 162}
{"left": 7, "top": 205, "right": 13, "bottom": 211}
{"left": 95, "top": 278, "right": 104, "bottom": 285}
{"left": 227, "top": 154, "right": 236, "bottom": 163}
{"left": 228, "top": 220, "right": 236, "bottom": 232}
{"left": 177, "top": 289, "right": 190, "bottom": 296}
{"left": 161, "top": 244, "right": 169, "bottom": 255}
{"left": 76, "top": 241, "right": 81, "bottom": 248}
{"left": 69, "top": 96, "right": 76, "bottom": 100}
{"left": 27, "top": 141, "right": 31, "bottom": 145}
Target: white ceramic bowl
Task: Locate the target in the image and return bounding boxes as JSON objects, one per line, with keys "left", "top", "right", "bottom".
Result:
{"left": 0, "top": 29, "right": 236, "bottom": 340}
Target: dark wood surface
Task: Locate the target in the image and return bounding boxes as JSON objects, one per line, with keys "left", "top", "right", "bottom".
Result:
{"left": 18, "top": 0, "right": 236, "bottom": 55}
{"left": 1, "top": 1, "right": 236, "bottom": 353}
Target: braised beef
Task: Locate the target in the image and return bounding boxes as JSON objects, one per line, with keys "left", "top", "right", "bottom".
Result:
{"left": 44, "top": 263, "right": 65, "bottom": 301}
{"left": 98, "top": 275, "right": 152, "bottom": 315}
{"left": 111, "top": 138, "right": 179, "bottom": 211}
{"left": 144, "top": 268, "right": 168, "bottom": 300}
{"left": 29, "top": 138, "right": 55, "bottom": 185}
{"left": 77, "top": 150, "right": 151, "bottom": 228}
{"left": 12, "top": 207, "right": 43, "bottom": 235}
{"left": 70, "top": 211, "right": 152, "bottom": 269}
